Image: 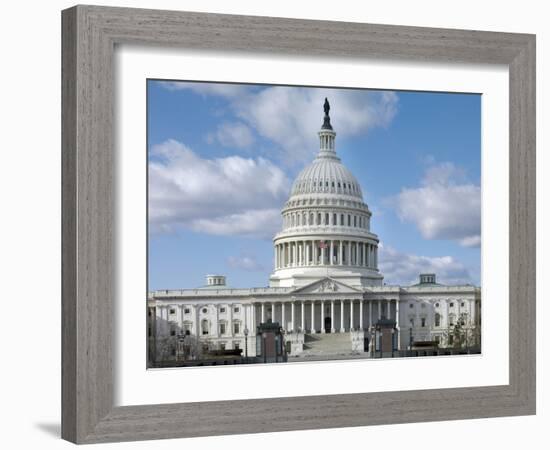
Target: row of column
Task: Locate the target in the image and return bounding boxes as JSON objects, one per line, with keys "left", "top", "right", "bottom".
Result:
{"left": 255, "top": 298, "right": 399, "bottom": 334}
{"left": 283, "top": 211, "right": 368, "bottom": 229}
{"left": 275, "top": 240, "right": 378, "bottom": 269}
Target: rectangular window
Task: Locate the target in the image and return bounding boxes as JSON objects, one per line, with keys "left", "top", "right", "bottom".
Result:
{"left": 220, "top": 323, "right": 226, "bottom": 335}
{"left": 234, "top": 307, "right": 240, "bottom": 313}
{"left": 348, "top": 215, "right": 351, "bottom": 226}
{"left": 220, "top": 307, "right": 226, "bottom": 313}
{"left": 234, "top": 323, "right": 240, "bottom": 334}
{"left": 220, "top": 342, "right": 226, "bottom": 350}
{"left": 169, "top": 308, "right": 176, "bottom": 315}
{"left": 184, "top": 308, "right": 190, "bottom": 314}
{"left": 170, "top": 329, "right": 176, "bottom": 336}
{"left": 421, "top": 318, "right": 426, "bottom": 327}
{"left": 234, "top": 342, "right": 240, "bottom": 350}
{"left": 325, "top": 213, "right": 329, "bottom": 224}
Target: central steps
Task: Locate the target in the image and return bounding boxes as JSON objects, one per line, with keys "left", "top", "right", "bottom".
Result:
{"left": 301, "top": 332, "right": 354, "bottom": 356}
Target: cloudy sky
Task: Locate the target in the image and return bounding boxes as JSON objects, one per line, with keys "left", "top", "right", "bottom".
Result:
{"left": 147, "top": 80, "right": 481, "bottom": 290}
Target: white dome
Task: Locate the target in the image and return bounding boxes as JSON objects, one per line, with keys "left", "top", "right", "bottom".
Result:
{"left": 269, "top": 98, "right": 383, "bottom": 289}
{"left": 290, "top": 154, "right": 363, "bottom": 200}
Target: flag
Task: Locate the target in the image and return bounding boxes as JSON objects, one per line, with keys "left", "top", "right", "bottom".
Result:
{"left": 318, "top": 241, "right": 328, "bottom": 249}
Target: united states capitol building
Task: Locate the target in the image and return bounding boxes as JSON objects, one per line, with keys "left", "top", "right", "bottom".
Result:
{"left": 148, "top": 100, "right": 481, "bottom": 366}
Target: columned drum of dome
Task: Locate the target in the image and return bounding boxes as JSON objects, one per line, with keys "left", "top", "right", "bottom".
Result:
{"left": 270, "top": 99, "right": 383, "bottom": 288}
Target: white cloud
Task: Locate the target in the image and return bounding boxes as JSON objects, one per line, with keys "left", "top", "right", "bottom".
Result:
{"left": 392, "top": 162, "right": 481, "bottom": 247}
{"left": 233, "top": 87, "right": 398, "bottom": 164}
{"left": 378, "top": 244, "right": 475, "bottom": 286}
{"left": 149, "top": 139, "right": 289, "bottom": 238}
{"left": 160, "top": 81, "right": 399, "bottom": 165}
{"left": 226, "top": 254, "right": 266, "bottom": 272}
{"left": 207, "top": 121, "right": 255, "bottom": 149}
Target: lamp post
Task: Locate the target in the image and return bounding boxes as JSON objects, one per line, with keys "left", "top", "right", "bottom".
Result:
{"left": 409, "top": 327, "right": 413, "bottom": 351}
{"left": 177, "top": 333, "right": 186, "bottom": 364}
{"left": 243, "top": 327, "right": 249, "bottom": 363}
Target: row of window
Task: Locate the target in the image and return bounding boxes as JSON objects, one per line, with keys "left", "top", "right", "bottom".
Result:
{"left": 284, "top": 211, "right": 369, "bottom": 229}
{"left": 167, "top": 306, "right": 240, "bottom": 315}
{"left": 408, "top": 301, "right": 467, "bottom": 309}
{"left": 409, "top": 312, "right": 469, "bottom": 328}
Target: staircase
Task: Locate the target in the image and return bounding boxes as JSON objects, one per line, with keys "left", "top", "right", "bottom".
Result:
{"left": 301, "top": 332, "right": 354, "bottom": 356}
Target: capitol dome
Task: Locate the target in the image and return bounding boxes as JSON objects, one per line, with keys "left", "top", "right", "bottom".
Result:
{"left": 269, "top": 99, "right": 383, "bottom": 288}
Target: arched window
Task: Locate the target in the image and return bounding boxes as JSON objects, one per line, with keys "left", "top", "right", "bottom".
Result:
{"left": 434, "top": 313, "right": 441, "bottom": 327}
{"left": 348, "top": 215, "right": 351, "bottom": 226}
{"left": 318, "top": 213, "right": 321, "bottom": 225}
{"left": 310, "top": 213, "right": 314, "bottom": 225}
{"left": 325, "top": 213, "right": 329, "bottom": 225}
{"left": 340, "top": 214, "right": 344, "bottom": 225}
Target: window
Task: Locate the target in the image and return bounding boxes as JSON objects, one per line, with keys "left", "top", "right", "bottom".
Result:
{"left": 421, "top": 318, "right": 426, "bottom": 327}
{"left": 318, "top": 213, "right": 321, "bottom": 225}
{"left": 170, "top": 329, "right": 176, "bottom": 336}
{"left": 201, "top": 319, "right": 209, "bottom": 335}
{"left": 202, "top": 307, "right": 208, "bottom": 313}
{"left": 409, "top": 304, "right": 414, "bottom": 309}
{"left": 333, "top": 213, "right": 337, "bottom": 225}
{"left": 233, "top": 322, "right": 240, "bottom": 334}
{"left": 435, "top": 303, "right": 439, "bottom": 308}
{"left": 461, "top": 302, "right": 465, "bottom": 307}
{"left": 171, "top": 348, "right": 176, "bottom": 357}
{"left": 348, "top": 215, "right": 351, "bottom": 226}
{"left": 449, "top": 302, "right": 454, "bottom": 308}
{"left": 148, "top": 327, "right": 152, "bottom": 337}
{"left": 354, "top": 216, "right": 357, "bottom": 227}
{"left": 184, "top": 308, "right": 190, "bottom": 314}
{"left": 434, "top": 313, "right": 441, "bottom": 327}
{"left": 220, "top": 342, "right": 226, "bottom": 350}
{"left": 234, "top": 342, "right": 240, "bottom": 350}
{"left": 234, "top": 307, "right": 240, "bottom": 313}
{"left": 338, "top": 182, "right": 341, "bottom": 188}
{"left": 340, "top": 214, "right": 344, "bottom": 225}
{"left": 169, "top": 308, "right": 175, "bottom": 315}
{"left": 219, "top": 323, "right": 226, "bottom": 335}
{"left": 325, "top": 213, "right": 329, "bottom": 225}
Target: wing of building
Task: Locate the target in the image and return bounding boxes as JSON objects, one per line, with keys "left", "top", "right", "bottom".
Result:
{"left": 148, "top": 100, "right": 481, "bottom": 366}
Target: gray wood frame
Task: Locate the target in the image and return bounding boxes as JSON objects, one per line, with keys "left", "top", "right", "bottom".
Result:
{"left": 62, "top": 5, "right": 536, "bottom": 444}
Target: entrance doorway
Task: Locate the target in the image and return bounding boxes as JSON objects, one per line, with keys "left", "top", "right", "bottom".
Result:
{"left": 324, "top": 317, "right": 332, "bottom": 333}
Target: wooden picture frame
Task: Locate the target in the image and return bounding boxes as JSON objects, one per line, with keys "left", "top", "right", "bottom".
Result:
{"left": 61, "top": 5, "right": 536, "bottom": 444}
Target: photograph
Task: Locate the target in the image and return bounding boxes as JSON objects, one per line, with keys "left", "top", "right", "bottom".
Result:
{"left": 146, "top": 81, "right": 482, "bottom": 368}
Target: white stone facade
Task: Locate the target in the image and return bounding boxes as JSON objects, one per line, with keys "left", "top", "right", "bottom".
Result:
{"left": 148, "top": 101, "right": 481, "bottom": 364}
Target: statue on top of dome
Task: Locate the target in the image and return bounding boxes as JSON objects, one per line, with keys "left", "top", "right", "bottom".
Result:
{"left": 322, "top": 97, "right": 333, "bottom": 130}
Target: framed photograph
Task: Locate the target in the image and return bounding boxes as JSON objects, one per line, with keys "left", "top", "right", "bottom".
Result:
{"left": 62, "top": 5, "right": 535, "bottom": 444}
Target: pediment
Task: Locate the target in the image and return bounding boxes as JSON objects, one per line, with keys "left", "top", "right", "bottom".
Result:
{"left": 292, "top": 278, "right": 362, "bottom": 295}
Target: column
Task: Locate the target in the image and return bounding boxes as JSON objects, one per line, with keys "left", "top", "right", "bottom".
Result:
{"left": 321, "top": 300, "right": 325, "bottom": 333}
{"left": 313, "top": 241, "right": 318, "bottom": 265}
{"left": 282, "top": 302, "right": 286, "bottom": 331}
{"left": 350, "top": 300, "right": 354, "bottom": 330}
{"left": 339, "top": 240, "right": 343, "bottom": 265}
{"left": 321, "top": 244, "right": 325, "bottom": 266}
{"left": 272, "top": 302, "right": 276, "bottom": 322}
{"left": 359, "top": 300, "right": 364, "bottom": 330}
{"left": 396, "top": 300, "right": 401, "bottom": 350}
{"left": 291, "top": 302, "right": 295, "bottom": 332}
{"left": 229, "top": 303, "right": 233, "bottom": 336}
{"left": 340, "top": 299, "right": 345, "bottom": 332}
{"left": 330, "top": 240, "right": 334, "bottom": 265}
{"left": 299, "top": 242, "right": 303, "bottom": 266}
{"left": 301, "top": 301, "right": 305, "bottom": 331}
{"left": 369, "top": 301, "right": 373, "bottom": 328}
{"left": 331, "top": 301, "right": 335, "bottom": 332}
{"left": 374, "top": 247, "right": 378, "bottom": 269}
{"left": 355, "top": 242, "right": 359, "bottom": 265}
{"left": 311, "top": 301, "right": 316, "bottom": 333}
{"left": 305, "top": 242, "right": 309, "bottom": 266}
{"left": 387, "top": 299, "right": 392, "bottom": 320}
{"left": 378, "top": 300, "right": 382, "bottom": 320}
{"left": 261, "top": 303, "right": 265, "bottom": 323}
{"left": 195, "top": 304, "right": 200, "bottom": 336}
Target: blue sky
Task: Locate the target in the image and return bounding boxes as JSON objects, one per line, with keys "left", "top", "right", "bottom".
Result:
{"left": 147, "top": 80, "right": 481, "bottom": 290}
